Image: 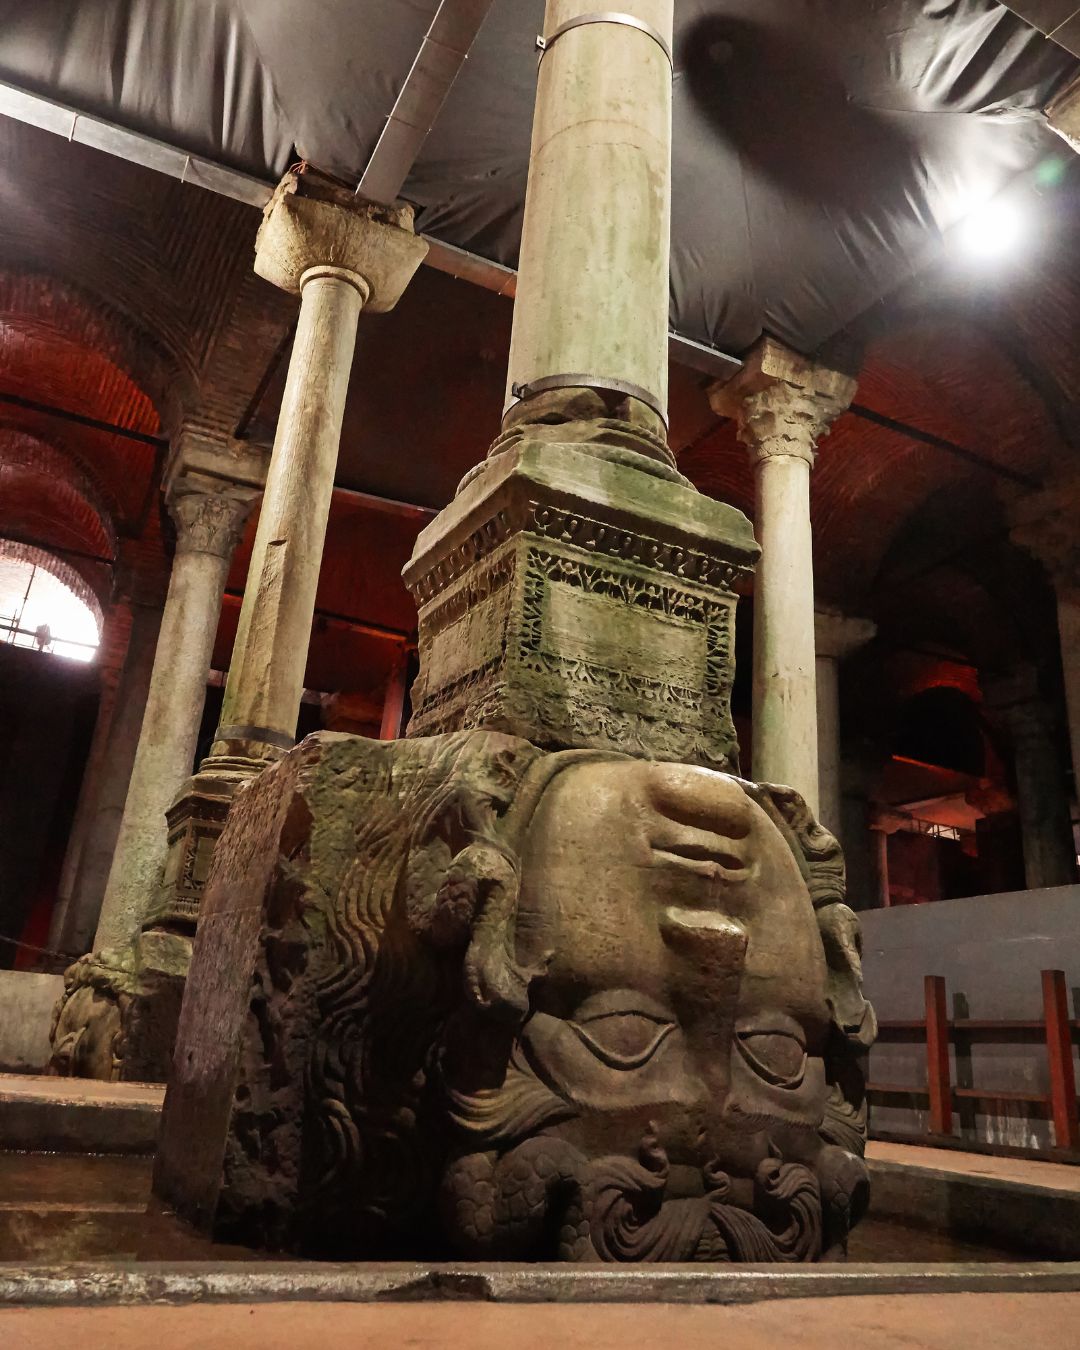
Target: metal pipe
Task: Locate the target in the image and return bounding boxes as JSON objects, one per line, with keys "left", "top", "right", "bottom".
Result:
{"left": 0, "top": 391, "right": 166, "bottom": 448}
{"left": 849, "top": 402, "right": 1041, "bottom": 489}
{"left": 0, "top": 79, "right": 743, "bottom": 381}
{"left": 221, "top": 587, "right": 413, "bottom": 646}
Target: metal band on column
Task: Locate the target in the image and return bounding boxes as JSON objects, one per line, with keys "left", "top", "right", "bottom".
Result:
{"left": 536, "top": 12, "right": 674, "bottom": 68}
{"left": 507, "top": 372, "right": 669, "bottom": 429}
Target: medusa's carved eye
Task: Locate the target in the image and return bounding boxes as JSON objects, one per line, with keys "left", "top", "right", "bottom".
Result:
{"left": 735, "top": 1016, "right": 807, "bottom": 1089}
{"left": 566, "top": 990, "right": 678, "bottom": 1070}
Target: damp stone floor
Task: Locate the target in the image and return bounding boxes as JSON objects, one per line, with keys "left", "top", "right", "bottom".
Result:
{"left": 0, "top": 1149, "right": 1029, "bottom": 1265}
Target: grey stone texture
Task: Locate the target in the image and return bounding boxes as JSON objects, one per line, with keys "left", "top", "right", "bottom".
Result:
{"left": 154, "top": 729, "right": 875, "bottom": 1263}
{"left": 0, "top": 973, "right": 63, "bottom": 1073}
{"left": 404, "top": 440, "right": 759, "bottom": 770}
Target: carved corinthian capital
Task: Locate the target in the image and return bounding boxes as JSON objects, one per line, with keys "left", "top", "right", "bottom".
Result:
{"left": 169, "top": 484, "right": 256, "bottom": 561}
{"left": 708, "top": 337, "right": 857, "bottom": 469}
{"left": 737, "top": 382, "right": 854, "bottom": 467}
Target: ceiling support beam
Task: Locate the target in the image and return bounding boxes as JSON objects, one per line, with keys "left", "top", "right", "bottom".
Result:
{"left": 0, "top": 78, "right": 743, "bottom": 380}
{"left": 356, "top": 0, "right": 499, "bottom": 205}
{"left": 0, "top": 391, "right": 166, "bottom": 447}
{"left": 0, "top": 79, "right": 272, "bottom": 208}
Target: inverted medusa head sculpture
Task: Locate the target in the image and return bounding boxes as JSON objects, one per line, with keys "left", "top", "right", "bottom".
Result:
{"left": 171, "top": 729, "right": 876, "bottom": 1262}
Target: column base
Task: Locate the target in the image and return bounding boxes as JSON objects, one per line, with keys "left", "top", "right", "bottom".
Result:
{"left": 49, "top": 755, "right": 276, "bottom": 1083}
{"left": 149, "top": 756, "right": 273, "bottom": 931}
{"left": 404, "top": 437, "right": 759, "bottom": 770}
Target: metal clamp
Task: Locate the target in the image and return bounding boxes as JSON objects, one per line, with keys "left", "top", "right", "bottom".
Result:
{"left": 216, "top": 724, "right": 296, "bottom": 752}
{"left": 535, "top": 12, "right": 673, "bottom": 68}
{"left": 507, "top": 372, "right": 668, "bottom": 428}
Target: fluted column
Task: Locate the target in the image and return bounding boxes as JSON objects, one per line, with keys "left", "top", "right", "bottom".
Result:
{"left": 92, "top": 482, "right": 254, "bottom": 950}
{"left": 711, "top": 340, "right": 855, "bottom": 811}
{"left": 815, "top": 608, "right": 876, "bottom": 836}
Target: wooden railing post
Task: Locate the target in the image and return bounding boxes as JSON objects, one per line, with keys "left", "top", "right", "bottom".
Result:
{"left": 1042, "top": 968, "right": 1080, "bottom": 1151}
{"left": 925, "top": 975, "right": 953, "bottom": 1136}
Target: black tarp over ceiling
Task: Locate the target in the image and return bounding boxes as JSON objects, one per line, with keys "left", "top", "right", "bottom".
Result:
{"left": 0, "top": 0, "right": 1075, "bottom": 355}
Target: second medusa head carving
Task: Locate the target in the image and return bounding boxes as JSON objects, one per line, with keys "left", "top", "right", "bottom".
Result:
{"left": 160, "top": 731, "right": 876, "bottom": 1262}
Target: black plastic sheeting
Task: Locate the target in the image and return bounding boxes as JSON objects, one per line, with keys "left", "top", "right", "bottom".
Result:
{"left": 0, "top": 0, "right": 1075, "bottom": 355}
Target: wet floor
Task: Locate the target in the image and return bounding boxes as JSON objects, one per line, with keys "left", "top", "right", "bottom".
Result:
{"left": 0, "top": 1150, "right": 1025, "bottom": 1266}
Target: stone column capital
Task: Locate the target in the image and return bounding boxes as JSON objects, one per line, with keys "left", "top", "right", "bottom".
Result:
{"left": 983, "top": 667, "right": 1059, "bottom": 743}
{"left": 1007, "top": 471, "right": 1080, "bottom": 594}
{"left": 709, "top": 337, "right": 856, "bottom": 468}
{"left": 815, "top": 608, "right": 877, "bottom": 661}
{"left": 254, "top": 171, "right": 428, "bottom": 312}
{"left": 738, "top": 382, "right": 853, "bottom": 467}
{"left": 167, "top": 479, "right": 257, "bottom": 562}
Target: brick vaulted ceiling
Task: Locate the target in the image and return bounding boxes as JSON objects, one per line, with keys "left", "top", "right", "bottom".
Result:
{"left": 0, "top": 113, "right": 1078, "bottom": 701}
{"left": 0, "top": 116, "right": 292, "bottom": 604}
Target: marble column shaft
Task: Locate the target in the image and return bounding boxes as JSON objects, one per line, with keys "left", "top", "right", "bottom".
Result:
{"left": 712, "top": 354, "right": 855, "bottom": 813}
{"left": 92, "top": 485, "right": 253, "bottom": 951}
{"left": 504, "top": 0, "right": 673, "bottom": 451}
{"left": 1056, "top": 588, "right": 1080, "bottom": 801}
{"left": 814, "top": 609, "right": 876, "bottom": 838}
{"left": 1003, "top": 696, "right": 1076, "bottom": 891}
{"left": 209, "top": 177, "right": 427, "bottom": 767}
{"left": 49, "top": 594, "right": 163, "bottom": 956}
{"left": 1008, "top": 476, "right": 1080, "bottom": 806}
{"left": 212, "top": 267, "right": 365, "bottom": 759}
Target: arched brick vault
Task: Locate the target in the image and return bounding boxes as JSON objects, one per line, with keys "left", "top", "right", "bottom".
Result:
{"left": 0, "top": 430, "right": 118, "bottom": 607}
{"left": 0, "top": 272, "right": 170, "bottom": 574}
{"left": 0, "top": 273, "right": 173, "bottom": 425}
{"left": 0, "top": 539, "right": 104, "bottom": 635}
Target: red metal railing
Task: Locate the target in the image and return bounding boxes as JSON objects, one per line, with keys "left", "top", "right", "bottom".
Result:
{"left": 868, "top": 969, "right": 1080, "bottom": 1154}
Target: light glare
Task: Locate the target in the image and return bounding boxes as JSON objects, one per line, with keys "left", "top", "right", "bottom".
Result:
{"left": 955, "top": 196, "right": 1023, "bottom": 260}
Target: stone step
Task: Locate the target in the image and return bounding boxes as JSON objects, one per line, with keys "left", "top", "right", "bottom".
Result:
{"left": 866, "top": 1140, "right": 1080, "bottom": 1261}
{"left": 0, "top": 1073, "right": 163, "bottom": 1154}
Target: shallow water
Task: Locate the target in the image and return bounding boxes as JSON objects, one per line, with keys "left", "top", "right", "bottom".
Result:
{"left": 0, "top": 1151, "right": 1025, "bottom": 1266}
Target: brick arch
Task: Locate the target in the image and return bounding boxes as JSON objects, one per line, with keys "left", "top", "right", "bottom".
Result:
{"left": 0, "top": 538, "right": 104, "bottom": 636}
{"left": 812, "top": 311, "right": 1062, "bottom": 612}
{"left": 0, "top": 271, "right": 181, "bottom": 427}
{"left": 0, "top": 430, "right": 118, "bottom": 605}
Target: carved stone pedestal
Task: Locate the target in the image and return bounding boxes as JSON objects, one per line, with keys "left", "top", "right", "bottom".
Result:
{"left": 404, "top": 439, "right": 759, "bottom": 770}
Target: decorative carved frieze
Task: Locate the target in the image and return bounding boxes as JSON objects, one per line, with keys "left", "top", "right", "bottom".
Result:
{"left": 404, "top": 440, "right": 758, "bottom": 769}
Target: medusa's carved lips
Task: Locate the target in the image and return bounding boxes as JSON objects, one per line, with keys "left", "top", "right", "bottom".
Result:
{"left": 566, "top": 990, "right": 678, "bottom": 1071}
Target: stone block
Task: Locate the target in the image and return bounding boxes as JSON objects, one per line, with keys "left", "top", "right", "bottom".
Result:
{"left": 403, "top": 440, "right": 759, "bottom": 769}
{"left": 0, "top": 972, "right": 63, "bottom": 1074}
{"left": 0, "top": 1073, "right": 162, "bottom": 1153}
{"left": 155, "top": 729, "right": 874, "bottom": 1262}
{"left": 254, "top": 172, "right": 428, "bottom": 311}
